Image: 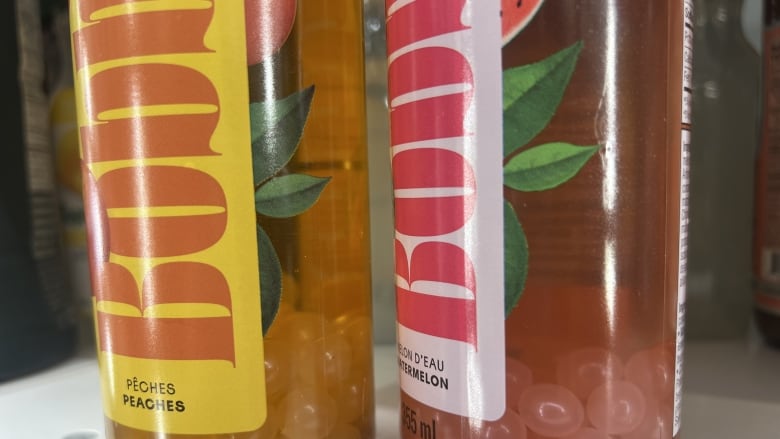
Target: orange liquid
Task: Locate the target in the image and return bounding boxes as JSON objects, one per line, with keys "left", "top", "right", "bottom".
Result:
{"left": 105, "top": 1, "right": 373, "bottom": 438}
{"left": 398, "top": 1, "right": 686, "bottom": 438}
{"left": 264, "top": 1, "right": 375, "bottom": 437}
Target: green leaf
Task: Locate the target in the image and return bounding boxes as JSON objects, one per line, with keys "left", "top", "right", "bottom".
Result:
{"left": 504, "top": 142, "right": 599, "bottom": 192}
{"left": 250, "top": 86, "right": 315, "bottom": 186}
{"left": 258, "top": 225, "right": 282, "bottom": 335}
{"left": 255, "top": 173, "right": 331, "bottom": 218}
{"left": 503, "top": 41, "right": 583, "bottom": 157}
{"left": 504, "top": 201, "right": 528, "bottom": 318}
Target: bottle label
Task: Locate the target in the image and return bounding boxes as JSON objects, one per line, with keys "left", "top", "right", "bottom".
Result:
{"left": 673, "top": 1, "right": 693, "bottom": 435}
{"left": 756, "top": 24, "right": 780, "bottom": 316}
{"left": 387, "top": 0, "right": 507, "bottom": 420}
{"left": 70, "top": 2, "right": 266, "bottom": 433}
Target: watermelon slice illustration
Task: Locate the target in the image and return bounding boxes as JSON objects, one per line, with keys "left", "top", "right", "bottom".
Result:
{"left": 502, "top": 0, "right": 545, "bottom": 45}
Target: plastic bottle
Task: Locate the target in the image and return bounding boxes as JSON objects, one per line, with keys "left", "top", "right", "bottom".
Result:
{"left": 386, "top": 1, "right": 691, "bottom": 437}
{"left": 755, "top": 0, "right": 780, "bottom": 347}
{"left": 0, "top": 0, "right": 76, "bottom": 381}
{"left": 364, "top": 0, "right": 397, "bottom": 345}
{"left": 69, "top": 1, "right": 374, "bottom": 437}
{"left": 686, "top": 0, "right": 760, "bottom": 339}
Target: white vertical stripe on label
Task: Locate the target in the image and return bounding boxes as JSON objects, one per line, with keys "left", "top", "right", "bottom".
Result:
{"left": 674, "top": 2, "right": 693, "bottom": 435}
{"left": 388, "top": 0, "right": 506, "bottom": 421}
{"left": 673, "top": 129, "right": 690, "bottom": 436}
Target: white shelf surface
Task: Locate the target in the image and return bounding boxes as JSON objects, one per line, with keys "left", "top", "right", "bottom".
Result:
{"left": 1, "top": 342, "right": 779, "bottom": 438}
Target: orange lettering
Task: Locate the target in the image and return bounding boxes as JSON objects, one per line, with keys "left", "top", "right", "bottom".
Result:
{"left": 75, "top": 0, "right": 239, "bottom": 363}
{"left": 93, "top": 261, "right": 235, "bottom": 362}
{"left": 73, "top": 6, "right": 214, "bottom": 68}
{"left": 81, "top": 64, "right": 219, "bottom": 163}
{"left": 77, "top": 0, "right": 133, "bottom": 23}
{"left": 96, "top": 166, "right": 227, "bottom": 258}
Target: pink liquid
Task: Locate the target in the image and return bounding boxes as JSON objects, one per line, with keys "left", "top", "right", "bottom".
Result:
{"left": 397, "top": 1, "right": 688, "bottom": 438}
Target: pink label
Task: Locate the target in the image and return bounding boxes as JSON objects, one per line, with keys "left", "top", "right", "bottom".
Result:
{"left": 386, "top": 0, "right": 506, "bottom": 420}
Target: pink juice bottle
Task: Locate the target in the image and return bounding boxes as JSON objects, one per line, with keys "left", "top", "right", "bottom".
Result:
{"left": 385, "top": 1, "right": 692, "bottom": 438}
{"left": 755, "top": 0, "right": 780, "bottom": 348}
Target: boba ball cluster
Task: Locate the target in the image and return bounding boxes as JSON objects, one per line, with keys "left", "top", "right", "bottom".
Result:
{"left": 418, "top": 342, "right": 676, "bottom": 438}
{"left": 259, "top": 277, "right": 373, "bottom": 438}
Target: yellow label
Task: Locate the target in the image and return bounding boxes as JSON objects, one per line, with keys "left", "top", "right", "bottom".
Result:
{"left": 71, "top": 1, "right": 266, "bottom": 433}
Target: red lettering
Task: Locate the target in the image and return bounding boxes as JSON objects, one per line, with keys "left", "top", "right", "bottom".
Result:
{"left": 386, "top": 0, "right": 469, "bottom": 55}
{"left": 388, "top": 47, "right": 474, "bottom": 145}
{"left": 81, "top": 64, "right": 219, "bottom": 163}
{"left": 395, "top": 240, "right": 410, "bottom": 284}
{"left": 410, "top": 242, "right": 476, "bottom": 292}
{"left": 96, "top": 166, "right": 227, "bottom": 258}
{"left": 387, "top": 0, "right": 483, "bottom": 347}
{"left": 73, "top": 6, "right": 214, "bottom": 68}
{"left": 393, "top": 148, "right": 476, "bottom": 236}
{"left": 396, "top": 240, "right": 477, "bottom": 346}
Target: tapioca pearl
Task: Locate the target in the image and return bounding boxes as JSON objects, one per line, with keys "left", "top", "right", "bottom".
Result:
{"left": 620, "top": 402, "right": 672, "bottom": 439}
{"left": 324, "top": 423, "right": 361, "bottom": 439}
{"left": 556, "top": 348, "right": 624, "bottom": 400}
{"left": 561, "top": 427, "right": 611, "bottom": 439}
{"left": 334, "top": 373, "right": 370, "bottom": 424}
{"left": 332, "top": 312, "right": 373, "bottom": 368}
{"left": 625, "top": 346, "right": 674, "bottom": 401}
{"left": 280, "top": 387, "right": 338, "bottom": 439}
{"left": 263, "top": 338, "right": 292, "bottom": 401}
{"left": 517, "top": 384, "right": 585, "bottom": 438}
{"left": 476, "top": 408, "right": 528, "bottom": 439}
{"left": 272, "top": 311, "right": 332, "bottom": 345}
{"left": 586, "top": 381, "right": 647, "bottom": 435}
{"left": 506, "top": 358, "right": 534, "bottom": 404}
{"left": 295, "top": 333, "right": 353, "bottom": 387}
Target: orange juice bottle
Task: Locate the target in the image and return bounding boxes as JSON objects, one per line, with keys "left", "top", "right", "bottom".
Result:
{"left": 386, "top": 1, "right": 691, "bottom": 437}
{"left": 69, "top": 1, "right": 373, "bottom": 437}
